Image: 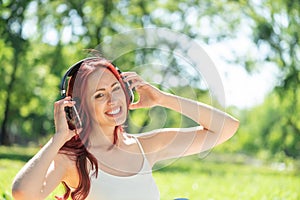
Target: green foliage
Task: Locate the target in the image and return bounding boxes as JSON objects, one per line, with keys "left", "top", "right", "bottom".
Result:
{"left": 2, "top": 0, "right": 223, "bottom": 145}
{"left": 233, "top": 91, "right": 300, "bottom": 159}
{"left": 215, "top": 0, "right": 300, "bottom": 159}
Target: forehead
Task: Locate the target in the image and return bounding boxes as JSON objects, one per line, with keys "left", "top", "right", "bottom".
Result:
{"left": 87, "top": 67, "right": 119, "bottom": 91}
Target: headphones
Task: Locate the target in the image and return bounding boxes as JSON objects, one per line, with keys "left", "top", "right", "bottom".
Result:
{"left": 60, "top": 57, "right": 134, "bottom": 130}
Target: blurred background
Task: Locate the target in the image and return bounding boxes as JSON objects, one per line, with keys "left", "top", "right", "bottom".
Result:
{"left": 0, "top": 0, "right": 299, "bottom": 199}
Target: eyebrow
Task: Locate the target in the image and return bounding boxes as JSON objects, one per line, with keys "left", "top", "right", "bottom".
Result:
{"left": 94, "top": 82, "right": 120, "bottom": 92}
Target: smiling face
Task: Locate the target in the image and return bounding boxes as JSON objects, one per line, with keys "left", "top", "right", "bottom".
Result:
{"left": 86, "top": 67, "right": 128, "bottom": 129}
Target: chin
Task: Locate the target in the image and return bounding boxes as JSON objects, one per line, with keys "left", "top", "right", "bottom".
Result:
{"left": 115, "top": 117, "right": 127, "bottom": 126}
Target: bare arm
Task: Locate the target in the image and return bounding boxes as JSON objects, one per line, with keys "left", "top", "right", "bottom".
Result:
{"left": 158, "top": 92, "right": 239, "bottom": 136}
{"left": 141, "top": 92, "right": 239, "bottom": 163}
{"left": 12, "top": 137, "right": 67, "bottom": 199}
{"left": 123, "top": 72, "right": 239, "bottom": 164}
{"left": 12, "top": 97, "right": 77, "bottom": 200}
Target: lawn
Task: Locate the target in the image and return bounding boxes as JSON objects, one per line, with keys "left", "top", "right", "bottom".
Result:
{"left": 0, "top": 146, "right": 299, "bottom": 200}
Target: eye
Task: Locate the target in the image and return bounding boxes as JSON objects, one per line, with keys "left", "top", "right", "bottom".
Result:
{"left": 95, "top": 93, "right": 104, "bottom": 99}
{"left": 112, "top": 85, "right": 121, "bottom": 92}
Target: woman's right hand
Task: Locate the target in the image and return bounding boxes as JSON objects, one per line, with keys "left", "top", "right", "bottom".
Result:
{"left": 53, "top": 96, "right": 79, "bottom": 143}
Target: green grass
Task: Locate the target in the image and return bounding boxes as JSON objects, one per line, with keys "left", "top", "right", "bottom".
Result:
{"left": 1, "top": 146, "right": 299, "bottom": 200}
{"left": 153, "top": 156, "right": 300, "bottom": 199}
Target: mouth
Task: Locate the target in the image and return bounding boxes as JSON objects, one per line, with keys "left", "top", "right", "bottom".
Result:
{"left": 105, "top": 107, "right": 122, "bottom": 117}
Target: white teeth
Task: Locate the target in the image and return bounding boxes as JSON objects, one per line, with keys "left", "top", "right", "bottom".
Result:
{"left": 107, "top": 107, "right": 121, "bottom": 115}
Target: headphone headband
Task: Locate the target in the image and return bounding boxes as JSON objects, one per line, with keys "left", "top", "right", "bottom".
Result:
{"left": 60, "top": 57, "right": 102, "bottom": 98}
{"left": 60, "top": 57, "right": 133, "bottom": 103}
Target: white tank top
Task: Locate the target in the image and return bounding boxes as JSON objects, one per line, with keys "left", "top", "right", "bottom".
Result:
{"left": 86, "top": 137, "right": 160, "bottom": 200}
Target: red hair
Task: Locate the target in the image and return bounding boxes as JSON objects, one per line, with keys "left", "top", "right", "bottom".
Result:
{"left": 57, "top": 57, "right": 130, "bottom": 200}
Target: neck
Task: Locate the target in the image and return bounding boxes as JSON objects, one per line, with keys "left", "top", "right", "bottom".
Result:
{"left": 88, "top": 124, "right": 122, "bottom": 148}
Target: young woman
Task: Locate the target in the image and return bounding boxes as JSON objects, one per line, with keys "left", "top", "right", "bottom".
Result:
{"left": 12, "top": 57, "right": 239, "bottom": 200}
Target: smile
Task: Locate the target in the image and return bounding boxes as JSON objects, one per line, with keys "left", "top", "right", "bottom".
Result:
{"left": 106, "top": 107, "right": 121, "bottom": 115}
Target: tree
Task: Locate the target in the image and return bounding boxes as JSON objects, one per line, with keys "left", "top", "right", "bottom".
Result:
{"left": 1, "top": 0, "right": 232, "bottom": 145}
{"left": 0, "top": 0, "right": 30, "bottom": 145}
{"left": 241, "top": 0, "right": 300, "bottom": 158}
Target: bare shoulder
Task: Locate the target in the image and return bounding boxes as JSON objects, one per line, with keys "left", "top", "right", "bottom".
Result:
{"left": 134, "top": 128, "right": 177, "bottom": 151}
{"left": 133, "top": 129, "right": 177, "bottom": 162}
{"left": 133, "top": 126, "right": 208, "bottom": 164}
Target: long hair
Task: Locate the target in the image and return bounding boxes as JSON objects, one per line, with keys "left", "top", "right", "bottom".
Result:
{"left": 56, "top": 57, "right": 130, "bottom": 200}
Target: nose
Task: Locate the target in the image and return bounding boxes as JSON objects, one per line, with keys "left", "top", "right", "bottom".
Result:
{"left": 107, "top": 92, "right": 117, "bottom": 105}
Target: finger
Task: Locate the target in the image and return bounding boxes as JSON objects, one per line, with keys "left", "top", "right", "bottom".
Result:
{"left": 59, "top": 97, "right": 76, "bottom": 108}
{"left": 121, "top": 72, "right": 141, "bottom": 82}
{"left": 129, "top": 102, "right": 140, "bottom": 110}
{"left": 65, "top": 96, "right": 72, "bottom": 100}
{"left": 121, "top": 71, "right": 137, "bottom": 77}
{"left": 122, "top": 73, "right": 146, "bottom": 87}
{"left": 129, "top": 80, "right": 147, "bottom": 90}
{"left": 56, "top": 96, "right": 73, "bottom": 105}
{"left": 54, "top": 99, "right": 76, "bottom": 116}
{"left": 63, "top": 100, "right": 76, "bottom": 107}
{"left": 74, "top": 127, "right": 83, "bottom": 135}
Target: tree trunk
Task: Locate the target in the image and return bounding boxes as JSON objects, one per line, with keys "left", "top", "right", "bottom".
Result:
{"left": 0, "top": 50, "right": 19, "bottom": 146}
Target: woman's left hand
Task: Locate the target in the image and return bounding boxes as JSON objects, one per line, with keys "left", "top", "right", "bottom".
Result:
{"left": 122, "top": 72, "right": 164, "bottom": 110}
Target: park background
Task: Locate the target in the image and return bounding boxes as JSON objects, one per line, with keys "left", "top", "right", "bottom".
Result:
{"left": 0, "top": 0, "right": 299, "bottom": 199}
